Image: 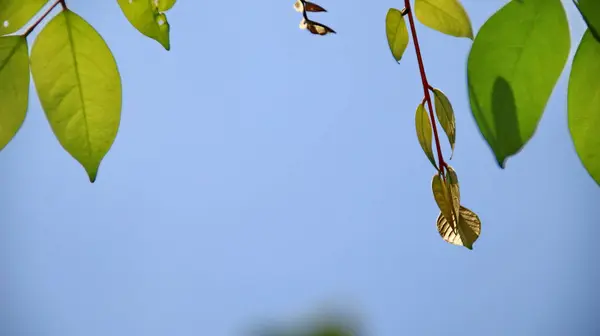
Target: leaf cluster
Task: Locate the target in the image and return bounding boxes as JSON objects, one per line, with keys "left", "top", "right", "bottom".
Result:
{"left": 385, "top": 0, "right": 481, "bottom": 249}
{"left": 0, "top": 0, "right": 177, "bottom": 182}
{"left": 294, "top": 0, "right": 335, "bottom": 36}
{"left": 326, "top": 0, "right": 600, "bottom": 248}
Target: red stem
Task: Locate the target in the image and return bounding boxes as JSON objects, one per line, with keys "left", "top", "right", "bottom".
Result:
{"left": 23, "top": 0, "right": 64, "bottom": 37}
{"left": 404, "top": 0, "right": 446, "bottom": 174}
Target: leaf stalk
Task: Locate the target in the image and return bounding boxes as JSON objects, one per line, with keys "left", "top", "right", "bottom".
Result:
{"left": 404, "top": 0, "right": 447, "bottom": 175}
{"left": 24, "top": 0, "right": 66, "bottom": 37}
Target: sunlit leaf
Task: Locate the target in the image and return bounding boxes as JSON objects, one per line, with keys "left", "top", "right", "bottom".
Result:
{"left": 416, "top": 102, "right": 437, "bottom": 169}
{"left": 467, "top": 0, "right": 569, "bottom": 168}
{"left": 574, "top": 0, "right": 600, "bottom": 42}
{"left": 414, "top": 0, "right": 473, "bottom": 39}
{"left": 294, "top": 0, "right": 304, "bottom": 12}
{"left": 431, "top": 173, "right": 455, "bottom": 231}
{"left": 0, "top": 0, "right": 47, "bottom": 35}
{"left": 0, "top": 36, "right": 28, "bottom": 151}
{"left": 299, "top": 18, "right": 308, "bottom": 29}
{"left": 305, "top": 2, "right": 327, "bottom": 12}
{"left": 30, "top": 10, "right": 121, "bottom": 182}
{"left": 305, "top": 20, "right": 335, "bottom": 35}
{"left": 157, "top": 0, "right": 177, "bottom": 12}
{"left": 436, "top": 206, "right": 481, "bottom": 249}
{"left": 117, "top": 0, "right": 170, "bottom": 50}
{"left": 445, "top": 165, "right": 460, "bottom": 221}
{"left": 568, "top": 30, "right": 600, "bottom": 187}
{"left": 432, "top": 88, "right": 456, "bottom": 157}
{"left": 385, "top": 8, "right": 409, "bottom": 62}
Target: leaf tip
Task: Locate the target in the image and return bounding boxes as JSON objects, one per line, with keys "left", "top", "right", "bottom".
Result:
{"left": 496, "top": 154, "right": 507, "bottom": 169}
{"left": 85, "top": 164, "right": 99, "bottom": 183}
{"left": 88, "top": 171, "right": 97, "bottom": 183}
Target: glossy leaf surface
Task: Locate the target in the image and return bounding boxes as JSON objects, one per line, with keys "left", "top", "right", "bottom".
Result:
{"left": 117, "top": 0, "right": 171, "bottom": 50}
{"left": 386, "top": 8, "right": 409, "bottom": 62}
{"left": 568, "top": 30, "right": 600, "bottom": 186}
{"left": 467, "top": 0, "right": 570, "bottom": 167}
{"left": 0, "top": 0, "right": 46, "bottom": 35}
{"left": 416, "top": 103, "right": 437, "bottom": 169}
{"left": 415, "top": 0, "right": 473, "bottom": 39}
{"left": 30, "top": 10, "right": 122, "bottom": 182}
{"left": 0, "top": 36, "right": 29, "bottom": 151}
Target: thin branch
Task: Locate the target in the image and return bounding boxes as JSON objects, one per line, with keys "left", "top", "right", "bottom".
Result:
{"left": 23, "top": 0, "right": 64, "bottom": 37}
{"left": 404, "top": 0, "right": 447, "bottom": 174}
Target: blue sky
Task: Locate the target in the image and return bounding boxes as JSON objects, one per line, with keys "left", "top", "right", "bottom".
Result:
{"left": 1, "top": 0, "right": 599, "bottom": 335}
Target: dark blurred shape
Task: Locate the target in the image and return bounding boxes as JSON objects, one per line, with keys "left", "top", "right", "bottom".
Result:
{"left": 253, "top": 309, "right": 360, "bottom": 336}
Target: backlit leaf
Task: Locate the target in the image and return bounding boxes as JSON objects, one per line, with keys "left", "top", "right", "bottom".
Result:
{"left": 574, "top": 0, "right": 600, "bottom": 42}
{"left": 432, "top": 88, "right": 456, "bottom": 157}
{"left": 0, "top": 0, "right": 46, "bottom": 35}
{"left": 305, "top": 2, "right": 327, "bottom": 12}
{"left": 117, "top": 0, "right": 170, "bottom": 50}
{"left": 386, "top": 8, "right": 409, "bottom": 62}
{"left": 432, "top": 173, "right": 455, "bottom": 231}
{"left": 0, "top": 36, "right": 28, "bottom": 151}
{"left": 436, "top": 206, "right": 481, "bottom": 249}
{"left": 30, "top": 10, "right": 122, "bottom": 182}
{"left": 568, "top": 30, "right": 600, "bottom": 187}
{"left": 304, "top": 20, "right": 336, "bottom": 35}
{"left": 157, "top": 0, "right": 177, "bottom": 12}
{"left": 416, "top": 102, "right": 437, "bottom": 169}
{"left": 445, "top": 165, "right": 460, "bottom": 223}
{"left": 467, "top": 0, "right": 569, "bottom": 168}
{"left": 415, "top": 0, "right": 473, "bottom": 39}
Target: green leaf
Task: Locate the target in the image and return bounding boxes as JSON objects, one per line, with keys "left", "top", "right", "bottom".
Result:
{"left": 30, "top": 10, "right": 122, "bottom": 183}
{"left": 568, "top": 30, "right": 600, "bottom": 187}
{"left": 467, "top": 0, "right": 569, "bottom": 168}
{"left": 432, "top": 88, "right": 456, "bottom": 158}
{"left": 0, "top": 36, "right": 29, "bottom": 151}
{"left": 0, "top": 0, "right": 47, "bottom": 35}
{"left": 436, "top": 205, "right": 481, "bottom": 250}
{"left": 117, "top": 0, "right": 171, "bottom": 50}
{"left": 445, "top": 165, "right": 460, "bottom": 223}
{"left": 416, "top": 102, "right": 437, "bottom": 169}
{"left": 574, "top": 0, "right": 600, "bottom": 42}
{"left": 414, "top": 0, "right": 473, "bottom": 39}
{"left": 157, "top": 0, "right": 177, "bottom": 12}
{"left": 386, "top": 8, "right": 410, "bottom": 62}
{"left": 431, "top": 173, "right": 455, "bottom": 231}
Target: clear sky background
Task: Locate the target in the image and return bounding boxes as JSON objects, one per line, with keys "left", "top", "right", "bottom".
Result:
{"left": 1, "top": 0, "right": 599, "bottom": 335}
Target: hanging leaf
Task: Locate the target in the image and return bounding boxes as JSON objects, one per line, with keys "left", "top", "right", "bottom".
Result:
{"left": 157, "top": 0, "right": 177, "bottom": 12}
{"left": 432, "top": 88, "right": 456, "bottom": 158}
{"left": 415, "top": 102, "right": 437, "bottom": 169}
{"left": 117, "top": 0, "right": 171, "bottom": 50}
{"left": 30, "top": 10, "right": 122, "bottom": 182}
{"left": 0, "top": 0, "right": 47, "bottom": 35}
{"left": 467, "top": 0, "right": 569, "bottom": 168}
{"left": 299, "top": 18, "right": 335, "bottom": 35}
{"left": 294, "top": 0, "right": 304, "bottom": 12}
{"left": 568, "top": 30, "right": 600, "bottom": 187}
{"left": 445, "top": 165, "right": 460, "bottom": 225}
{"left": 385, "top": 8, "right": 410, "bottom": 62}
{"left": 0, "top": 36, "right": 29, "bottom": 151}
{"left": 573, "top": 0, "right": 600, "bottom": 42}
{"left": 431, "top": 173, "right": 455, "bottom": 231}
{"left": 304, "top": 2, "right": 327, "bottom": 12}
{"left": 414, "top": 0, "right": 473, "bottom": 39}
{"left": 436, "top": 206, "right": 481, "bottom": 250}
